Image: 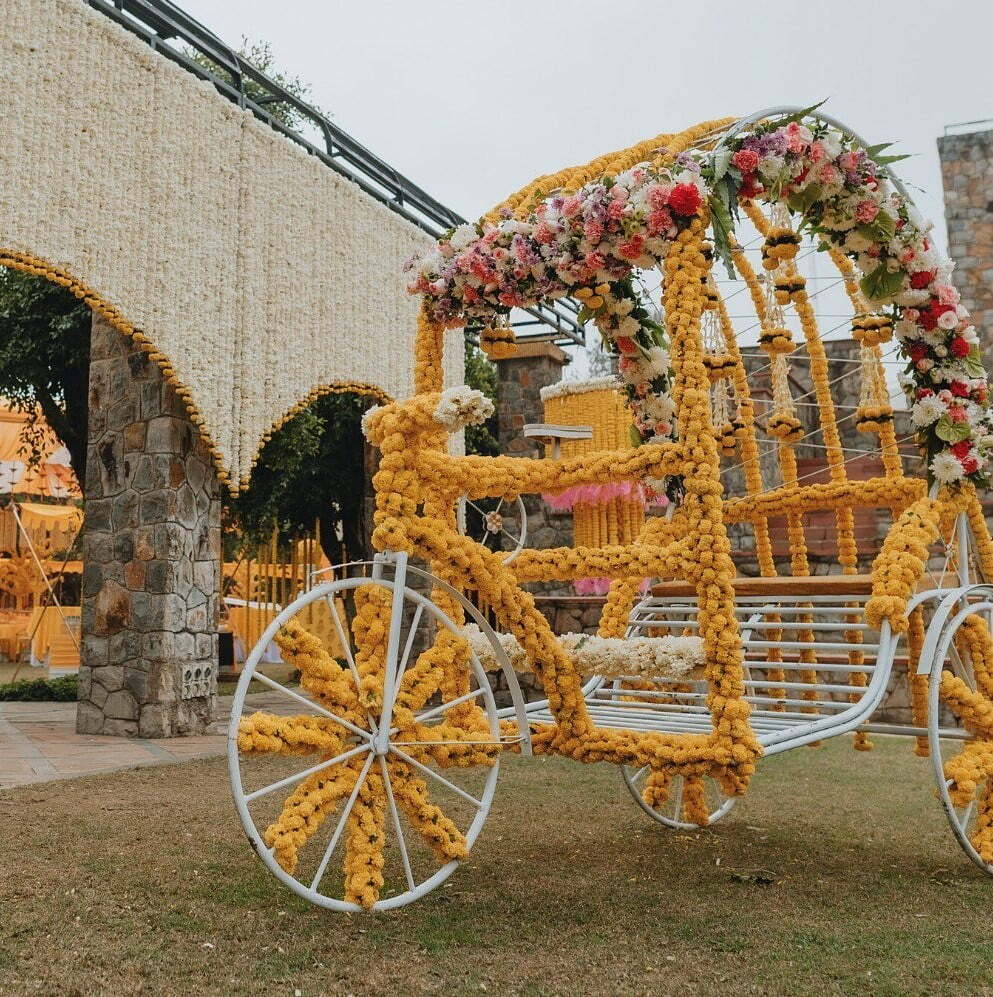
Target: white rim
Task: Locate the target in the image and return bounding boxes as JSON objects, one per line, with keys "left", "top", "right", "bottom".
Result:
{"left": 927, "top": 599, "right": 993, "bottom": 877}
{"left": 620, "top": 765, "right": 736, "bottom": 830}
{"left": 227, "top": 572, "right": 503, "bottom": 911}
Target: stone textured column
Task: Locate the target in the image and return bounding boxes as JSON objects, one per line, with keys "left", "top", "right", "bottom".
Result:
{"left": 77, "top": 314, "right": 220, "bottom": 737}
{"left": 938, "top": 127, "right": 993, "bottom": 348}
{"left": 495, "top": 340, "right": 572, "bottom": 563}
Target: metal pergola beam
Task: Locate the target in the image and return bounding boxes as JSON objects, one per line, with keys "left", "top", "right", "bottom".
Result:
{"left": 84, "top": 0, "right": 585, "bottom": 345}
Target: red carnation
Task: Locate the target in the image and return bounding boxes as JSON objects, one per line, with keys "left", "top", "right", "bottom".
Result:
{"left": 952, "top": 440, "right": 972, "bottom": 458}
{"left": 909, "top": 270, "right": 935, "bottom": 290}
{"left": 916, "top": 387, "right": 934, "bottom": 399}
{"left": 731, "top": 149, "right": 759, "bottom": 174}
{"left": 908, "top": 342, "right": 928, "bottom": 363}
{"left": 920, "top": 300, "right": 954, "bottom": 331}
{"left": 668, "top": 183, "right": 702, "bottom": 217}
{"left": 740, "top": 177, "right": 763, "bottom": 199}
{"left": 616, "top": 337, "right": 638, "bottom": 354}
{"left": 950, "top": 381, "right": 970, "bottom": 397}
{"left": 951, "top": 336, "right": 970, "bottom": 358}
{"left": 962, "top": 456, "right": 980, "bottom": 474}
{"left": 976, "top": 385, "right": 988, "bottom": 403}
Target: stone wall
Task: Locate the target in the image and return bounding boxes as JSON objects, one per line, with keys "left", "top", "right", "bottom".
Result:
{"left": 494, "top": 341, "right": 573, "bottom": 568}
{"left": 77, "top": 315, "right": 220, "bottom": 737}
{"left": 938, "top": 127, "right": 993, "bottom": 350}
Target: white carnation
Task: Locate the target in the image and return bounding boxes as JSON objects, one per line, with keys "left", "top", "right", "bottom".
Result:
{"left": 931, "top": 451, "right": 965, "bottom": 484}
{"left": 448, "top": 224, "right": 479, "bottom": 251}
{"left": 360, "top": 405, "right": 382, "bottom": 440}
{"left": 911, "top": 396, "right": 945, "bottom": 427}
{"left": 433, "top": 386, "right": 495, "bottom": 431}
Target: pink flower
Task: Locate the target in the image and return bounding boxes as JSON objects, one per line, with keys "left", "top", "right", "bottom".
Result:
{"left": 855, "top": 200, "right": 879, "bottom": 223}
{"left": 584, "top": 220, "right": 604, "bottom": 244}
{"left": 584, "top": 251, "right": 605, "bottom": 271}
{"left": 948, "top": 405, "right": 968, "bottom": 423}
{"left": 936, "top": 283, "right": 961, "bottom": 306}
{"left": 899, "top": 247, "right": 916, "bottom": 265}
{"left": 808, "top": 140, "right": 825, "bottom": 163}
{"left": 611, "top": 185, "right": 629, "bottom": 201}
{"left": 561, "top": 196, "right": 582, "bottom": 218}
{"left": 647, "top": 208, "right": 673, "bottom": 236}
{"left": 816, "top": 164, "right": 841, "bottom": 187}
{"left": 607, "top": 199, "right": 626, "bottom": 220}
{"left": 783, "top": 121, "right": 812, "bottom": 153}
{"left": 647, "top": 183, "right": 672, "bottom": 211}
{"left": 533, "top": 222, "right": 555, "bottom": 244}
{"left": 731, "top": 148, "right": 759, "bottom": 174}
{"left": 618, "top": 234, "right": 646, "bottom": 260}
{"left": 616, "top": 337, "right": 638, "bottom": 354}
{"left": 838, "top": 151, "right": 860, "bottom": 172}
{"left": 618, "top": 356, "right": 635, "bottom": 374}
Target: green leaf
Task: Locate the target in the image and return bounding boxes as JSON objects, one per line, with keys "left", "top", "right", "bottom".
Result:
{"left": 935, "top": 415, "right": 972, "bottom": 444}
{"left": 708, "top": 186, "right": 738, "bottom": 280}
{"left": 859, "top": 265, "right": 905, "bottom": 302}
{"left": 711, "top": 145, "right": 733, "bottom": 183}
{"left": 777, "top": 99, "right": 828, "bottom": 128}
{"left": 786, "top": 182, "right": 823, "bottom": 217}
{"left": 629, "top": 423, "right": 645, "bottom": 447}
{"left": 964, "top": 348, "right": 987, "bottom": 379}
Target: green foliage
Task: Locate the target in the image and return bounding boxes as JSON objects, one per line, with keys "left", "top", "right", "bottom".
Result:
{"left": 0, "top": 674, "right": 77, "bottom": 701}
{"left": 0, "top": 269, "right": 90, "bottom": 482}
{"left": 464, "top": 341, "right": 500, "bottom": 456}
{"left": 189, "top": 38, "right": 328, "bottom": 131}
{"left": 229, "top": 391, "right": 374, "bottom": 562}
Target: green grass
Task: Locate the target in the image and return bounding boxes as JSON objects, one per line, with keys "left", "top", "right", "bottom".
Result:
{"left": 1, "top": 737, "right": 991, "bottom": 995}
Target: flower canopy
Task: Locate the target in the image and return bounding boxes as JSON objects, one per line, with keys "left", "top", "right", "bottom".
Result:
{"left": 408, "top": 109, "right": 993, "bottom": 490}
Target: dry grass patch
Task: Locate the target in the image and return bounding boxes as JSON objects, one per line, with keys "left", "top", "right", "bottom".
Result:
{"left": 1, "top": 736, "right": 991, "bottom": 996}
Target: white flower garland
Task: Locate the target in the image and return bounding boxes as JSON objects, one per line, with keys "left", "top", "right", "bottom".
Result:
{"left": 1, "top": 0, "right": 460, "bottom": 485}
{"left": 461, "top": 623, "right": 705, "bottom": 681}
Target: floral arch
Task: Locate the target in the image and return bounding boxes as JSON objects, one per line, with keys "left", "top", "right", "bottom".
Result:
{"left": 408, "top": 107, "right": 993, "bottom": 496}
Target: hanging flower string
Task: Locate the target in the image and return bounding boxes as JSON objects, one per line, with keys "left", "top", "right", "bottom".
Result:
{"left": 407, "top": 111, "right": 993, "bottom": 490}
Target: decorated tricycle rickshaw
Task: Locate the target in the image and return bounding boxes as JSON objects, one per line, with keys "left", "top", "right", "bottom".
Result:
{"left": 228, "top": 106, "right": 993, "bottom": 911}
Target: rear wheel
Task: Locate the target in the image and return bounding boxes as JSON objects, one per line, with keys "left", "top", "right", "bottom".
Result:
{"left": 621, "top": 765, "right": 736, "bottom": 829}
{"left": 927, "top": 603, "right": 993, "bottom": 877}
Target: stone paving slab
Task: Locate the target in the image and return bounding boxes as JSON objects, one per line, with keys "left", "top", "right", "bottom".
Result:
{"left": 0, "top": 692, "right": 290, "bottom": 790}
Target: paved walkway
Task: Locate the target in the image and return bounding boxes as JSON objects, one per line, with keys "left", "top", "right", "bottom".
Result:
{"left": 0, "top": 693, "right": 285, "bottom": 790}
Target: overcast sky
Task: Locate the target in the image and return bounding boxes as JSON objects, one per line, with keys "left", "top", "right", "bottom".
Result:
{"left": 182, "top": 0, "right": 992, "bottom": 253}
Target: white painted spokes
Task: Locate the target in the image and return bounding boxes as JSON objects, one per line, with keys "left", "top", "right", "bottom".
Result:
{"left": 621, "top": 765, "right": 736, "bottom": 830}
{"left": 228, "top": 572, "right": 505, "bottom": 912}
{"left": 457, "top": 496, "right": 527, "bottom": 564}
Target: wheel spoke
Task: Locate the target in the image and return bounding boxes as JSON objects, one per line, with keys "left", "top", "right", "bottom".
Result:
{"left": 245, "top": 743, "right": 369, "bottom": 803}
{"left": 327, "top": 596, "right": 376, "bottom": 732}
{"left": 414, "top": 686, "right": 485, "bottom": 726}
{"left": 961, "top": 798, "right": 977, "bottom": 829}
{"left": 310, "top": 752, "right": 374, "bottom": 891}
{"left": 630, "top": 765, "right": 649, "bottom": 784}
{"left": 389, "top": 746, "right": 483, "bottom": 808}
{"left": 249, "top": 672, "right": 372, "bottom": 743}
{"left": 379, "top": 756, "right": 416, "bottom": 892}
{"left": 399, "top": 603, "right": 425, "bottom": 678}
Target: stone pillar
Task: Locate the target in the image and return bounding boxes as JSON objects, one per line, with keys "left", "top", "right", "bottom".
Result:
{"left": 938, "top": 127, "right": 993, "bottom": 349}
{"left": 77, "top": 314, "right": 220, "bottom": 737}
{"left": 495, "top": 340, "right": 572, "bottom": 557}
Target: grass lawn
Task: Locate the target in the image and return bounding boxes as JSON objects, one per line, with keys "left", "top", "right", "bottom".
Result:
{"left": 1, "top": 735, "right": 991, "bottom": 996}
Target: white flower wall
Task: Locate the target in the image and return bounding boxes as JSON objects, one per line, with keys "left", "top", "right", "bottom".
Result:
{"left": 0, "top": 0, "right": 462, "bottom": 484}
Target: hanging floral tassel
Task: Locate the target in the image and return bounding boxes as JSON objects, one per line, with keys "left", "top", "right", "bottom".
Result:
{"left": 711, "top": 377, "right": 737, "bottom": 455}
{"left": 480, "top": 317, "right": 517, "bottom": 359}
{"left": 701, "top": 275, "right": 735, "bottom": 381}
{"left": 854, "top": 344, "right": 894, "bottom": 434}
{"left": 766, "top": 352, "right": 804, "bottom": 443}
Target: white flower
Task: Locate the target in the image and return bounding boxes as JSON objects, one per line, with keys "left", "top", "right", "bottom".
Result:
{"left": 911, "top": 396, "right": 946, "bottom": 427}
{"left": 448, "top": 224, "right": 478, "bottom": 251}
{"left": 432, "top": 386, "right": 494, "bottom": 431}
{"left": 360, "top": 405, "right": 382, "bottom": 439}
{"left": 644, "top": 346, "right": 671, "bottom": 379}
{"left": 938, "top": 309, "right": 960, "bottom": 330}
{"left": 617, "top": 316, "right": 640, "bottom": 338}
{"left": 931, "top": 451, "right": 966, "bottom": 483}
